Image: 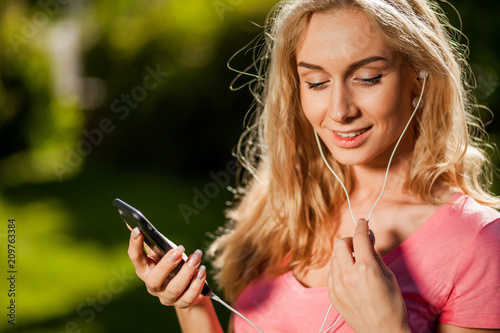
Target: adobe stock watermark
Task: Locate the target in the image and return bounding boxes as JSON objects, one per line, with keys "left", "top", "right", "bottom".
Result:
{"left": 55, "top": 267, "right": 135, "bottom": 333}
{"left": 178, "top": 160, "right": 238, "bottom": 224}
{"left": 7, "top": 0, "right": 71, "bottom": 53}
{"left": 213, "top": 0, "right": 243, "bottom": 21}
{"left": 51, "top": 64, "right": 169, "bottom": 182}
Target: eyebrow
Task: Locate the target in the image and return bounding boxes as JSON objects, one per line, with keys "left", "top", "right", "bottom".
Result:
{"left": 297, "top": 56, "right": 389, "bottom": 71}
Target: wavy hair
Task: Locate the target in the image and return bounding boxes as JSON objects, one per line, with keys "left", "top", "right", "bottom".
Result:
{"left": 208, "top": 0, "right": 500, "bottom": 302}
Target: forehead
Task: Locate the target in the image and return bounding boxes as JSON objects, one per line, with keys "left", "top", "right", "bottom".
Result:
{"left": 296, "top": 8, "right": 393, "bottom": 65}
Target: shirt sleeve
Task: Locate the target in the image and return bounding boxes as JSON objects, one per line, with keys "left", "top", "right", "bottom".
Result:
{"left": 439, "top": 219, "right": 500, "bottom": 328}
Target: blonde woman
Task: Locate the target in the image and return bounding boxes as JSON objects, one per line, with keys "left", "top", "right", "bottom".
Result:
{"left": 127, "top": 0, "right": 500, "bottom": 332}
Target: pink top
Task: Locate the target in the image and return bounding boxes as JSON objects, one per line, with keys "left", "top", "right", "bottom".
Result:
{"left": 234, "top": 193, "right": 500, "bottom": 332}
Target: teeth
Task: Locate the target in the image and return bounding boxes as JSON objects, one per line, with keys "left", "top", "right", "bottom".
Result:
{"left": 335, "top": 128, "right": 367, "bottom": 138}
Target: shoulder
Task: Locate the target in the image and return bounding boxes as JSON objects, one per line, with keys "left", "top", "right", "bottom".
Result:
{"left": 387, "top": 192, "right": 500, "bottom": 288}
{"left": 393, "top": 194, "right": 500, "bottom": 329}
{"left": 437, "top": 192, "right": 500, "bottom": 235}
{"left": 447, "top": 194, "right": 500, "bottom": 264}
{"left": 437, "top": 194, "right": 500, "bottom": 328}
{"left": 451, "top": 194, "right": 500, "bottom": 262}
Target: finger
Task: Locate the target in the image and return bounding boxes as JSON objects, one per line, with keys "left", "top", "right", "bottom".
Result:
{"left": 147, "top": 255, "right": 158, "bottom": 270}
{"left": 128, "top": 228, "right": 150, "bottom": 279}
{"left": 333, "top": 237, "right": 355, "bottom": 270}
{"left": 165, "top": 250, "right": 204, "bottom": 298}
{"left": 146, "top": 249, "right": 161, "bottom": 263}
{"left": 328, "top": 254, "right": 350, "bottom": 306}
{"left": 329, "top": 254, "right": 341, "bottom": 279}
{"left": 327, "top": 265, "right": 339, "bottom": 304}
{"left": 175, "top": 265, "right": 207, "bottom": 308}
{"left": 126, "top": 224, "right": 162, "bottom": 263}
{"left": 143, "top": 242, "right": 159, "bottom": 259}
{"left": 352, "top": 219, "right": 375, "bottom": 262}
{"left": 144, "top": 246, "right": 186, "bottom": 293}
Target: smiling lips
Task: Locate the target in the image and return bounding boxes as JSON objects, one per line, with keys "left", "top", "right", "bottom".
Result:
{"left": 334, "top": 127, "right": 369, "bottom": 138}
{"left": 330, "top": 126, "right": 372, "bottom": 148}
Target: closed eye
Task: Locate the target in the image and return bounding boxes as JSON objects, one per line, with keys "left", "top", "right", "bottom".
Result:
{"left": 357, "top": 74, "right": 383, "bottom": 87}
{"left": 306, "top": 81, "right": 328, "bottom": 90}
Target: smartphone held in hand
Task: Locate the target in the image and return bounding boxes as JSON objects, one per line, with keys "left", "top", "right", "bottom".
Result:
{"left": 113, "top": 198, "right": 213, "bottom": 296}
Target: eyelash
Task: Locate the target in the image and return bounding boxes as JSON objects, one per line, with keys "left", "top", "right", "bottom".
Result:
{"left": 306, "top": 81, "right": 328, "bottom": 90}
{"left": 305, "top": 74, "right": 383, "bottom": 90}
{"left": 358, "top": 74, "right": 383, "bottom": 87}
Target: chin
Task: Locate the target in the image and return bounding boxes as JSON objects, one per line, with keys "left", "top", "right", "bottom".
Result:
{"left": 325, "top": 146, "right": 372, "bottom": 167}
{"left": 329, "top": 154, "right": 368, "bottom": 167}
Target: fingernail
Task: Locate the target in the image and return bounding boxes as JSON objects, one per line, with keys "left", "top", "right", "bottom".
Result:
{"left": 132, "top": 227, "right": 140, "bottom": 239}
{"left": 369, "top": 229, "right": 376, "bottom": 245}
{"left": 177, "top": 245, "right": 185, "bottom": 253}
{"left": 147, "top": 255, "right": 158, "bottom": 264}
{"left": 188, "top": 249, "right": 203, "bottom": 268}
{"left": 168, "top": 247, "right": 184, "bottom": 262}
{"left": 197, "top": 265, "right": 206, "bottom": 280}
{"left": 357, "top": 218, "right": 367, "bottom": 225}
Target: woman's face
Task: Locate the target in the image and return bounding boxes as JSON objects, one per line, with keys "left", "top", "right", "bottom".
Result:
{"left": 296, "top": 8, "right": 416, "bottom": 168}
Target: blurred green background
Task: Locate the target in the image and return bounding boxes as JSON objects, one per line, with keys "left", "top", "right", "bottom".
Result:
{"left": 0, "top": 0, "right": 499, "bottom": 332}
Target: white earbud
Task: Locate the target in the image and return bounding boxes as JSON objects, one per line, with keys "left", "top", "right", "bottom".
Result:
{"left": 419, "top": 70, "right": 429, "bottom": 80}
{"left": 413, "top": 70, "right": 428, "bottom": 107}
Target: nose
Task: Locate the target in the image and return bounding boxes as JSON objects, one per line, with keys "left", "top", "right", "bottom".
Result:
{"left": 327, "top": 83, "right": 358, "bottom": 123}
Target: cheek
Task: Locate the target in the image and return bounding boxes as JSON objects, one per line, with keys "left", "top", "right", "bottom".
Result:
{"left": 300, "top": 90, "right": 327, "bottom": 126}
{"left": 388, "top": 85, "right": 414, "bottom": 126}
{"left": 359, "top": 83, "right": 411, "bottom": 126}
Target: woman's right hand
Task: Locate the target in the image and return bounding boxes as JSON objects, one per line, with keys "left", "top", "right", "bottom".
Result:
{"left": 127, "top": 227, "right": 208, "bottom": 309}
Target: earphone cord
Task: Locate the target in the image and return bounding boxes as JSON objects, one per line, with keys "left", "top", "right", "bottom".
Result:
{"left": 315, "top": 75, "right": 427, "bottom": 333}
{"left": 210, "top": 293, "right": 265, "bottom": 333}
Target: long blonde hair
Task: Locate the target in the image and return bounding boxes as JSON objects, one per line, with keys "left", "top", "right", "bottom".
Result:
{"left": 209, "top": 0, "right": 500, "bottom": 302}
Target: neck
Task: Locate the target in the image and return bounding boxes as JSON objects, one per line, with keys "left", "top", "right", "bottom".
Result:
{"left": 313, "top": 129, "right": 420, "bottom": 221}
{"left": 347, "top": 153, "right": 415, "bottom": 219}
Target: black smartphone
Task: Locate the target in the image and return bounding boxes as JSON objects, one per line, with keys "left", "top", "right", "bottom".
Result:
{"left": 113, "top": 198, "right": 212, "bottom": 296}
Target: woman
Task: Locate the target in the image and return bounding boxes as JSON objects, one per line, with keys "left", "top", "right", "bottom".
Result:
{"left": 128, "top": 0, "right": 500, "bottom": 332}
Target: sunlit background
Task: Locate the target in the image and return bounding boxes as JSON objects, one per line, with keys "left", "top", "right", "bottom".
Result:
{"left": 0, "top": 0, "right": 499, "bottom": 332}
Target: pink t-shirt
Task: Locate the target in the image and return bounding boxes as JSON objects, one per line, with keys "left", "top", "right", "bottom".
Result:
{"left": 234, "top": 193, "right": 500, "bottom": 332}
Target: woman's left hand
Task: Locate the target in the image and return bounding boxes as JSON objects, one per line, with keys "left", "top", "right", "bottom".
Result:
{"left": 328, "top": 219, "right": 410, "bottom": 333}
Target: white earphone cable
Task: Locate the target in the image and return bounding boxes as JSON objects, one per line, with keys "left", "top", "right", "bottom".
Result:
{"left": 319, "top": 304, "right": 342, "bottom": 333}
{"left": 314, "top": 131, "right": 357, "bottom": 224}
{"left": 210, "top": 293, "right": 265, "bottom": 333}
